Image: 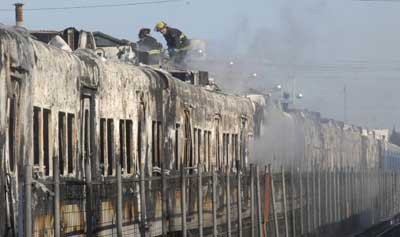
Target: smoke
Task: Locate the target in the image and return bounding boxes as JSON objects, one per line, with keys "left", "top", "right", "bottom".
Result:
{"left": 185, "top": 0, "right": 329, "bottom": 165}
{"left": 189, "top": 0, "right": 328, "bottom": 94}
{"left": 252, "top": 101, "right": 305, "bottom": 166}
{"left": 189, "top": 0, "right": 400, "bottom": 130}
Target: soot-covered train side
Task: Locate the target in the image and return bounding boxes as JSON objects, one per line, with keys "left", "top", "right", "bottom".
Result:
{"left": 0, "top": 26, "right": 256, "bottom": 236}
{"left": 0, "top": 25, "right": 396, "bottom": 237}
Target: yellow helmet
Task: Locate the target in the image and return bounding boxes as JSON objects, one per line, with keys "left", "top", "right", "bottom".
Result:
{"left": 155, "top": 21, "right": 167, "bottom": 32}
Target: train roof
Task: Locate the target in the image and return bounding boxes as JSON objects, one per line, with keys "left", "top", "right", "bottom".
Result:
{"left": 0, "top": 25, "right": 254, "bottom": 116}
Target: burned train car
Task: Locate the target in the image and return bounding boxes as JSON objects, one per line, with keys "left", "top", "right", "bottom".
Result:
{"left": 0, "top": 26, "right": 255, "bottom": 236}
{"left": 0, "top": 24, "right": 394, "bottom": 237}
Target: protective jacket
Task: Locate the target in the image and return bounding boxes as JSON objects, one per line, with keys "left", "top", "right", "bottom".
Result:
{"left": 163, "top": 27, "right": 190, "bottom": 50}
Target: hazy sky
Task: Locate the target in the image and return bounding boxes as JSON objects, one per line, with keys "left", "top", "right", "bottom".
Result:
{"left": 1, "top": 0, "right": 400, "bottom": 129}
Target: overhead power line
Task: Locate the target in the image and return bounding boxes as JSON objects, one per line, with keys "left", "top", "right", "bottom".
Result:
{"left": 355, "top": 0, "right": 400, "bottom": 1}
{"left": 0, "top": 0, "right": 184, "bottom": 12}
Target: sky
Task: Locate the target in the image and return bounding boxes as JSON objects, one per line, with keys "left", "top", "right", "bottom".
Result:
{"left": 1, "top": 0, "right": 400, "bottom": 129}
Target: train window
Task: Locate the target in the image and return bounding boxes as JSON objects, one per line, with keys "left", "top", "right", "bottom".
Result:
{"left": 119, "top": 121, "right": 126, "bottom": 173}
{"left": 206, "top": 131, "right": 211, "bottom": 171}
{"left": 232, "top": 134, "right": 238, "bottom": 169}
{"left": 203, "top": 131, "right": 207, "bottom": 170}
{"left": 107, "top": 119, "right": 114, "bottom": 176}
{"left": 152, "top": 121, "right": 162, "bottom": 168}
{"left": 239, "top": 119, "right": 246, "bottom": 169}
{"left": 197, "top": 129, "right": 202, "bottom": 165}
{"left": 67, "top": 113, "right": 75, "bottom": 175}
{"left": 184, "top": 111, "right": 192, "bottom": 167}
{"left": 126, "top": 120, "right": 133, "bottom": 174}
{"left": 33, "top": 107, "right": 40, "bottom": 167}
{"left": 8, "top": 97, "right": 16, "bottom": 172}
{"left": 201, "top": 130, "right": 211, "bottom": 171}
{"left": 58, "top": 112, "right": 76, "bottom": 176}
{"left": 194, "top": 128, "right": 197, "bottom": 166}
{"left": 99, "top": 118, "right": 114, "bottom": 176}
{"left": 175, "top": 124, "right": 180, "bottom": 170}
{"left": 152, "top": 121, "right": 156, "bottom": 167}
{"left": 137, "top": 120, "right": 142, "bottom": 173}
{"left": 158, "top": 122, "right": 162, "bottom": 167}
{"left": 100, "top": 118, "right": 106, "bottom": 175}
{"left": 214, "top": 118, "right": 220, "bottom": 169}
{"left": 33, "top": 107, "right": 52, "bottom": 176}
{"left": 43, "top": 109, "right": 51, "bottom": 176}
{"left": 58, "top": 112, "right": 66, "bottom": 175}
{"left": 119, "top": 119, "right": 133, "bottom": 175}
{"left": 222, "top": 133, "right": 230, "bottom": 168}
{"left": 222, "top": 134, "right": 225, "bottom": 168}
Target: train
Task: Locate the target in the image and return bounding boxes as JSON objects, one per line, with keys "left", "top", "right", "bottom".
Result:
{"left": 0, "top": 25, "right": 399, "bottom": 236}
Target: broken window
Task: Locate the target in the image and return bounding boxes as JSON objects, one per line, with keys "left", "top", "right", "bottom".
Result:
{"left": 33, "top": 107, "right": 40, "bottom": 167}
{"left": 184, "top": 111, "right": 192, "bottom": 167}
{"left": 204, "top": 131, "right": 211, "bottom": 171}
{"left": 203, "top": 130, "right": 207, "bottom": 170}
{"left": 222, "top": 133, "right": 230, "bottom": 168}
{"left": 137, "top": 120, "right": 142, "bottom": 173}
{"left": 58, "top": 112, "right": 66, "bottom": 174}
{"left": 100, "top": 118, "right": 106, "bottom": 175}
{"left": 193, "top": 128, "right": 197, "bottom": 166}
{"left": 119, "top": 121, "right": 126, "bottom": 173}
{"left": 232, "top": 134, "right": 239, "bottom": 169}
{"left": 43, "top": 109, "right": 51, "bottom": 176}
{"left": 107, "top": 119, "right": 114, "bottom": 176}
{"left": 7, "top": 97, "right": 16, "bottom": 172}
{"left": 207, "top": 131, "right": 211, "bottom": 171}
{"left": 215, "top": 118, "right": 220, "bottom": 169}
{"left": 239, "top": 119, "right": 247, "bottom": 169}
{"left": 222, "top": 134, "right": 225, "bottom": 168}
{"left": 152, "top": 121, "right": 162, "bottom": 168}
{"left": 67, "top": 114, "right": 75, "bottom": 174}
{"left": 119, "top": 119, "right": 133, "bottom": 175}
{"left": 158, "top": 122, "right": 162, "bottom": 167}
{"left": 152, "top": 121, "right": 157, "bottom": 167}
{"left": 99, "top": 118, "right": 114, "bottom": 176}
{"left": 197, "top": 128, "right": 202, "bottom": 165}
{"left": 175, "top": 124, "right": 180, "bottom": 170}
{"left": 59, "top": 112, "right": 76, "bottom": 176}
{"left": 33, "top": 107, "right": 51, "bottom": 176}
{"left": 126, "top": 120, "right": 133, "bottom": 174}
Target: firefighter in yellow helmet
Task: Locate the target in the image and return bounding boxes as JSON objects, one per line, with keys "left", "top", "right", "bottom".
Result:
{"left": 154, "top": 21, "right": 190, "bottom": 64}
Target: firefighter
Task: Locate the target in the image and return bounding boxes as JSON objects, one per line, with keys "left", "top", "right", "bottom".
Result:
{"left": 136, "top": 28, "right": 162, "bottom": 65}
{"left": 154, "top": 21, "right": 190, "bottom": 64}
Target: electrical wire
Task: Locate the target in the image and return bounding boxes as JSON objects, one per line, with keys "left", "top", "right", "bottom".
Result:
{"left": 0, "top": 0, "right": 184, "bottom": 12}
{"left": 355, "top": 0, "right": 400, "bottom": 2}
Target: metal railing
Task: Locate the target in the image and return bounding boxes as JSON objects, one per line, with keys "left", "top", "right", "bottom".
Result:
{"left": 28, "top": 162, "right": 400, "bottom": 237}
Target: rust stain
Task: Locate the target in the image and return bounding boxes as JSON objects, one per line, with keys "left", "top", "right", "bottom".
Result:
{"left": 175, "top": 190, "right": 182, "bottom": 212}
{"left": 203, "top": 190, "right": 212, "bottom": 210}
{"left": 61, "top": 204, "right": 84, "bottom": 236}
{"left": 34, "top": 214, "right": 53, "bottom": 237}
{"left": 123, "top": 198, "right": 139, "bottom": 222}
{"left": 99, "top": 200, "right": 116, "bottom": 235}
{"left": 155, "top": 191, "right": 162, "bottom": 217}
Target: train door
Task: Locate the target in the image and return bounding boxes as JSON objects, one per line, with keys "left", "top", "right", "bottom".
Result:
{"left": 80, "top": 88, "right": 96, "bottom": 236}
{"left": 80, "top": 89, "right": 96, "bottom": 178}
